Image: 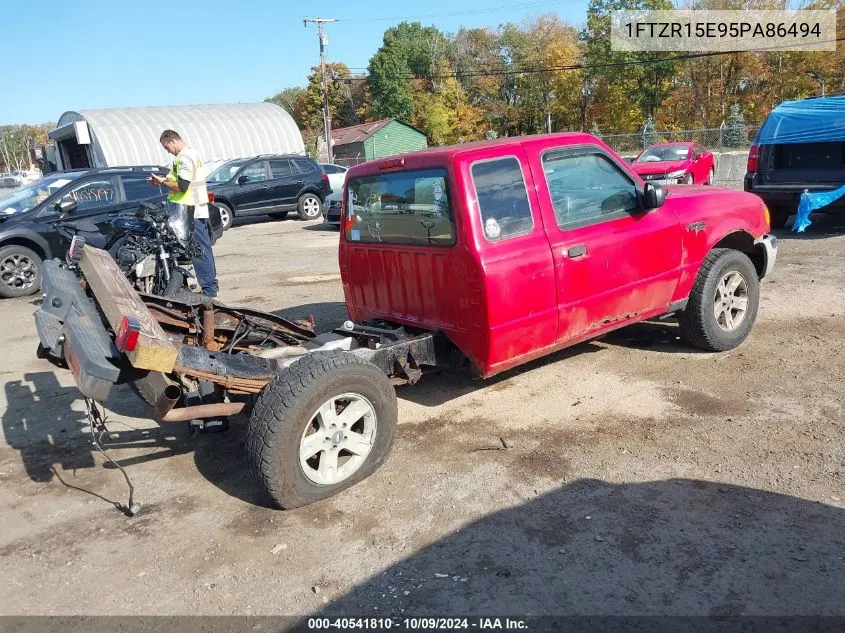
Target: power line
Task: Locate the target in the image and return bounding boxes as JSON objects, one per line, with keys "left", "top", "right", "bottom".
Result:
{"left": 334, "top": 1, "right": 585, "bottom": 23}
{"left": 352, "top": 36, "right": 845, "bottom": 80}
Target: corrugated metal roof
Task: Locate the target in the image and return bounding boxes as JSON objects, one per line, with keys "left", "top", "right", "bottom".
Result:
{"left": 56, "top": 103, "right": 305, "bottom": 168}
{"left": 331, "top": 119, "right": 392, "bottom": 145}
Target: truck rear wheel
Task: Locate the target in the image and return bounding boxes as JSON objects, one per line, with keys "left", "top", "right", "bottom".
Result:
{"left": 246, "top": 351, "right": 398, "bottom": 509}
{"left": 678, "top": 248, "right": 759, "bottom": 352}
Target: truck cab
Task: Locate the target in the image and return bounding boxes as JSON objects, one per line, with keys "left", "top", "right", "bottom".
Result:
{"left": 340, "top": 132, "right": 777, "bottom": 377}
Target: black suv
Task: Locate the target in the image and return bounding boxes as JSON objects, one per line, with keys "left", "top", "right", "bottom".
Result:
{"left": 0, "top": 166, "right": 223, "bottom": 298}
{"left": 206, "top": 154, "right": 332, "bottom": 229}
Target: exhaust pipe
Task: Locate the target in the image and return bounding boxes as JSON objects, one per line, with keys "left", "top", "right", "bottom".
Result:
{"left": 160, "top": 402, "right": 245, "bottom": 423}
{"left": 153, "top": 384, "right": 182, "bottom": 421}
{"left": 202, "top": 303, "right": 216, "bottom": 349}
{"left": 153, "top": 384, "right": 245, "bottom": 423}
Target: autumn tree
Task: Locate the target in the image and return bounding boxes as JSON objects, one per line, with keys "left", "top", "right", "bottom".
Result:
{"left": 410, "top": 61, "right": 486, "bottom": 145}
{"left": 265, "top": 87, "right": 305, "bottom": 117}
{"left": 0, "top": 124, "right": 52, "bottom": 173}
{"left": 368, "top": 22, "right": 450, "bottom": 122}
{"left": 451, "top": 27, "right": 511, "bottom": 133}
{"left": 293, "top": 63, "right": 359, "bottom": 133}
{"left": 582, "top": 0, "right": 677, "bottom": 131}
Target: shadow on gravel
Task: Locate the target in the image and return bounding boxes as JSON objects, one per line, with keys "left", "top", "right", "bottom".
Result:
{"left": 272, "top": 301, "right": 349, "bottom": 332}
{"left": 309, "top": 478, "right": 845, "bottom": 622}
{"left": 191, "top": 418, "right": 276, "bottom": 508}
{"left": 228, "top": 214, "right": 302, "bottom": 229}
{"left": 775, "top": 213, "right": 845, "bottom": 240}
{"left": 303, "top": 223, "right": 340, "bottom": 232}
{"left": 599, "top": 319, "right": 695, "bottom": 354}
{"left": 396, "top": 341, "right": 604, "bottom": 408}
{"left": 1, "top": 373, "right": 205, "bottom": 492}
{"left": 1, "top": 371, "right": 95, "bottom": 482}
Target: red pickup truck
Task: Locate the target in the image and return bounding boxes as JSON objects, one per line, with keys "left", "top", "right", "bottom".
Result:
{"left": 34, "top": 132, "right": 777, "bottom": 512}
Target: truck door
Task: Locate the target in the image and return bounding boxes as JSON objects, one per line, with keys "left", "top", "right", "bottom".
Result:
{"left": 465, "top": 148, "right": 558, "bottom": 373}
{"left": 525, "top": 142, "right": 683, "bottom": 344}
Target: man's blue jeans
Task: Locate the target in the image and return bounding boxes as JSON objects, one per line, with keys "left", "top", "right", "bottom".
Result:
{"left": 192, "top": 218, "right": 218, "bottom": 297}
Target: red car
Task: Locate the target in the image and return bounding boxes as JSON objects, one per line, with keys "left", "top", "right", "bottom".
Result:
{"left": 631, "top": 142, "right": 716, "bottom": 185}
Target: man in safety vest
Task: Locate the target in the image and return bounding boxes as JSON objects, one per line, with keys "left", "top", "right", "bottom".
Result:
{"left": 149, "top": 129, "right": 219, "bottom": 298}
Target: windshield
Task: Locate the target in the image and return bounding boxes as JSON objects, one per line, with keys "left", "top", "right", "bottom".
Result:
{"left": 635, "top": 145, "right": 690, "bottom": 163}
{"left": 207, "top": 160, "right": 247, "bottom": 183}
{"left": 0, "top": 172, "right": 86, "bottom": 216}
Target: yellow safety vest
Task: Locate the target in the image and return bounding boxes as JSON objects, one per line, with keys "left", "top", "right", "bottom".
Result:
{"left": 167, "top": 146, "right": 209, "bottom": 206}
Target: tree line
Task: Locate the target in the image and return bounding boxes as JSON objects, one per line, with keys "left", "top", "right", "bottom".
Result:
{"left": 266, "top": 0, "right": 843, "bottom": 154}
{"left": 0, "top": 124, "right": 52, "bottom": 174}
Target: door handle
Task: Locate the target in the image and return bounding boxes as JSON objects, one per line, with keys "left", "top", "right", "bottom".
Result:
{"left": 296, "top": 179, "right": 304, "bottom": 184}
{"left": 261, "top": 185, "right": 269, "bottom": 189}
{"left": 566, "top": 244, "right": 588, "bottom": 259}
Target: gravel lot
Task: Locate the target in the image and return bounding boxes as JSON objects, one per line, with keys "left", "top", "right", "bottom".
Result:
{"left": 1, "top": 210, "right": 844, "bottom": 618}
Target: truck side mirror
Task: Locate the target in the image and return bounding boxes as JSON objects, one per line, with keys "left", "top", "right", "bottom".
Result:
{"left": 55, "top": 198, "right": 78, "bottom": 216}
{"left": 643, "top": 183, "right": 666, "bottom": 210}
{"left": 237, "top": 175, "right": 249, "bottom": 186}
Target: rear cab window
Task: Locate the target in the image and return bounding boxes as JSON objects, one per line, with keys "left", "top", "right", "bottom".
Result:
{"left": 470, "top": 156, "right": 534, "bottom": 241}
{"left": 345, "top": 168, "right": 454, "bottom": 246}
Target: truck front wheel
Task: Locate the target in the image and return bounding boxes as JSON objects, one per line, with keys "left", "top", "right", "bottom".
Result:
{"left": 246, "top": 351, "right": 398, "bottom": 509}
{"left": 678, "top": 248, "right": 760, "bottom": 352}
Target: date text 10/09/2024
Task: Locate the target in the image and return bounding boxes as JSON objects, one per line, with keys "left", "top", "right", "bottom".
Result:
{"left": 307, "top": 618, "right": 528, "bottom": 630}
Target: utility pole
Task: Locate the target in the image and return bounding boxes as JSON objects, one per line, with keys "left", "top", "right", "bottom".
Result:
{"left": 304, "top": 17, "right": 336, "bottom": 163}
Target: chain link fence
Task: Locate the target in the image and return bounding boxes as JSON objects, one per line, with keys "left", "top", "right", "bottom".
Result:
{"left": 598, "top": 127, "right": 760, "bottom": 156}
{"left": 332, "top": 156, "right": 369, "bottom": 168}
{"left": 328, "top": 128, "right": 757, "bottom": 189}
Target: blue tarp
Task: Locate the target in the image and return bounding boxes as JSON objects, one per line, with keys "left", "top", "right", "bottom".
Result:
{"left": 792, "top": 184, "right": 845, "bottom": 232}
{"left": 754, "top": 95, "right": 845, "bottom": 145}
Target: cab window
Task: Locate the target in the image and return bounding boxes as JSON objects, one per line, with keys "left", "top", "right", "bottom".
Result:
{"left": 345, "top": 168, "right": 454, "bottom": 246}
{"left": 541, "top": 150, "right": 638, "bottom": 229}
{"left": 470, "top": 156, "right": 534, "bottom": 242}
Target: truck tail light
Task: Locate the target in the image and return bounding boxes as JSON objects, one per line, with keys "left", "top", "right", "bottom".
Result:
{"left": 68, "top": 235, "right": 86, "bottom": 262}
{"left": 207, "top": 192, "right": 215, "bottom": 203}
{"left": 322, "top": 172, "right": 329, "bottom": 182}
{"left": 746, "top": 145, "right": 760, "bottom": 174}
{"left": 116, "top": 315, "right": 141, "bottom": 352}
